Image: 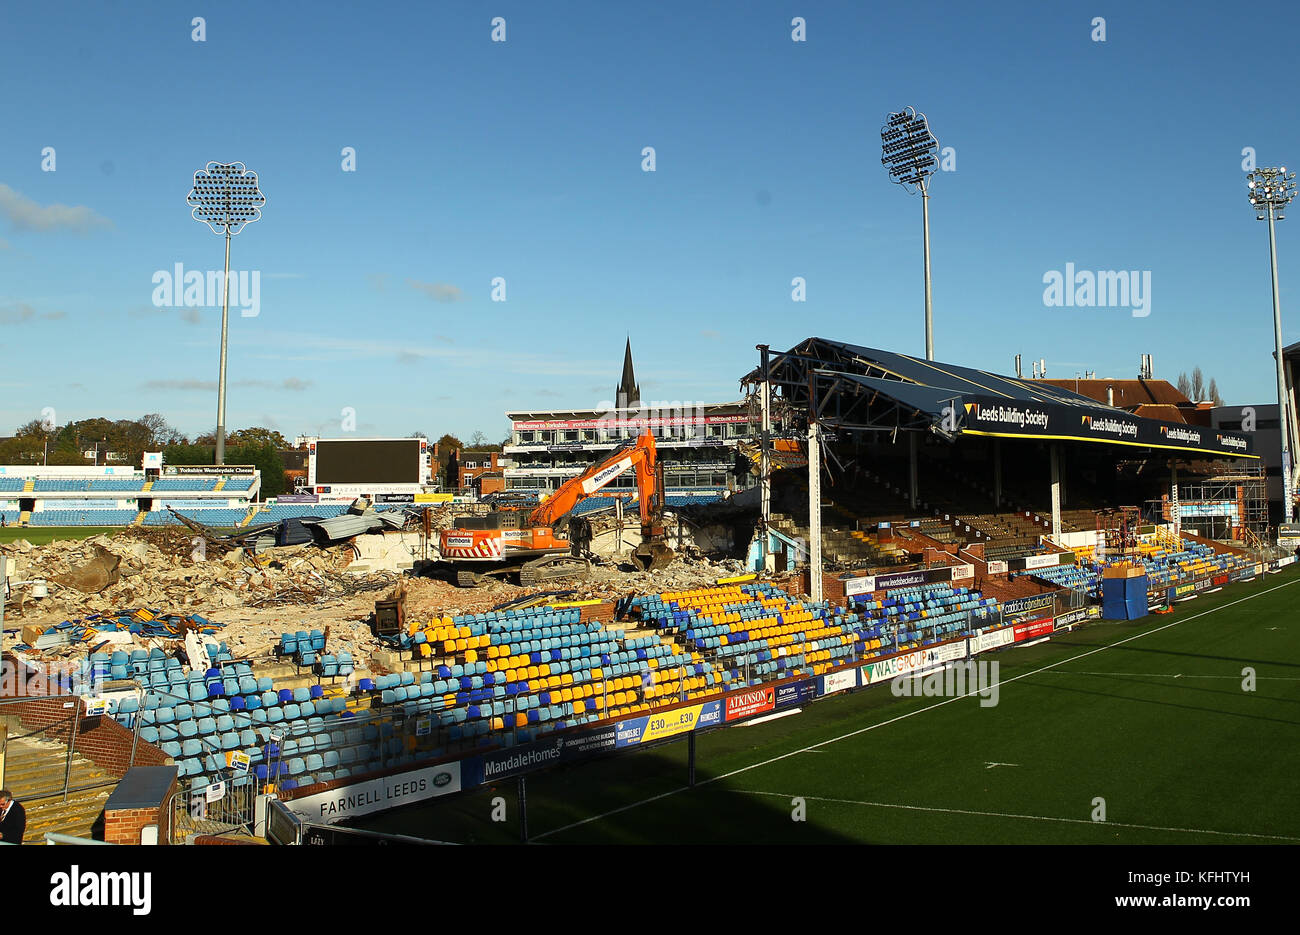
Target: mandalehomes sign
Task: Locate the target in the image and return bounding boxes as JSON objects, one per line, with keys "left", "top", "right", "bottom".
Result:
{"left": 471, "top": 725, "right": 618, "bottom": 783}
{"left": 959, "top": 395, "right": 1254, "bottom": 458}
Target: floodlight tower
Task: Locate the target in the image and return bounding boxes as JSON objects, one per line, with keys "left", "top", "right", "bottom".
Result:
{"left": 1247, "top": 166, "right": 1298, "bottom": 524}
{"left": 187, "top": 162, "right": 266, "bottom": 465}
{"left": 882, "top": 107, "right": 941, "bottom": 360}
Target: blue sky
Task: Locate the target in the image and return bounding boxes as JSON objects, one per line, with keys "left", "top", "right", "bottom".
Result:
{"left": 2, "top": 0, "right": 1297, "bottom": 443}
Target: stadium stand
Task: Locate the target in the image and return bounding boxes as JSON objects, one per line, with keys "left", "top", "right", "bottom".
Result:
{"left": 151, "top": 477, "right": 219, "bottom": 492}
{"left": 28, "top": 509, "right": 139, "bottom": 526}
{"left": 142, "top": 508, "right": 252, "bottom": 527}
{"left": 249, "top": 504, "right": 351, "bottom": 523}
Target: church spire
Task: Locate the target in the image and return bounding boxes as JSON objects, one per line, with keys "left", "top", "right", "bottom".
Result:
{"left": 616, "top": 337, "right": 641, "bottom": 410}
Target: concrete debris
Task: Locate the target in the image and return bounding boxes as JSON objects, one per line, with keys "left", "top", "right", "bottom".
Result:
{"left": 52, "top": 544, "right": 122, "bottom": 594}
{"left": 2, "top": 521, "right": 773, "bottom": 678}
{"left": 2, "top": 525, "right": 397, "bottom": 620}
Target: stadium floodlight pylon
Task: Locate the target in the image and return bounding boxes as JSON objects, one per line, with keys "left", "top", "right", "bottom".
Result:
{"left": 187, "top": 161, "right": 266, "bottom": 466}
{"left": 881, "top": 107, "right": 940, "bottom": 360}
{"left": 1247, "top": 165, "right": 1298, "bottom": 524}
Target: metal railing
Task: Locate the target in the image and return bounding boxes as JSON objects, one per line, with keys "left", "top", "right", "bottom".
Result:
{"left": 169, "top": 773, "right": 257, "bottom": 842}
{"left": 43, "top": 832, "right": 117, "bottom": 845}
{"left": 0, "top": 692, "right": 138, "bottom": 803}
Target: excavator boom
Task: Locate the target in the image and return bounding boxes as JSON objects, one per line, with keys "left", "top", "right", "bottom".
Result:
{"left": 529, "top": 432, "right": 664, "bottom": 529}
{"left": 439, "top": 431, "right": 674, "bottom": 580}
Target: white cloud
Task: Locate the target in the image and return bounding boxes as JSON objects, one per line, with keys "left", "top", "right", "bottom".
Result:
{"left": 0, "top": 183, "right": 112, "bottom": 233}
{"left": 407, "top": 279, "right": 465, "bottom": 303}
{"left": 0, "top": 304, "right": 64, "bottom": 323}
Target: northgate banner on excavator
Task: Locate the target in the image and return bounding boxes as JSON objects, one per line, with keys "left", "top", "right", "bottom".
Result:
{"left": 957, "top": 396, "right": 1254, "bottom": 458}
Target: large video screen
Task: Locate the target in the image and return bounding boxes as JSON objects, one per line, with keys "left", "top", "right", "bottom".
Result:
{"left": 314, "top": 439, "right": 423, "bottom": 485}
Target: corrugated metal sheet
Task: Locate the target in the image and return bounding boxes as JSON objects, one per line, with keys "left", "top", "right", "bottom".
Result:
{"left": 375, "top": 511, "right": 406, "bottom": 529}
{"left": 301, "top": 512, "right": 384, "bottom": 541}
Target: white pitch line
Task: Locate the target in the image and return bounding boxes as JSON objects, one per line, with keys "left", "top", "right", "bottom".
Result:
{"left": 1042, "top": 671, "right": 1300, "bottom": 680}
{"left": 533, "top": 575, "right": 1300, "bottom": 841}
{"left": 728, "top": 791, "right": 1300, "bottom": 843}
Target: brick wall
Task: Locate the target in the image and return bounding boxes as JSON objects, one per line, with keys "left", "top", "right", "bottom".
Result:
{"left": 103, "top": 807, "right": 156, "bottom": 845}
{"left": 821, "top": 573, "right": 846, "bottom": 603}
{"left": 194, "top": 834, "right": 263, "bottom": 845}
{"left": 1, "top": 655, "right": 171, "bottom": 777}
{"left": 579, "top": 602, "right": 616, "bottom": 624}
{"left": 103, "top": 772, "right": 175, "bottom": 845}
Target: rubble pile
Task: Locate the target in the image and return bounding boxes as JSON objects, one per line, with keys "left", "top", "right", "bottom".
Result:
{"left": 577, "top": 555, "right": 749, "bottom": 600}
{"left": 2, "top": 525, "right": 774, "bottom": 673}
{"left": 1, "top": 529, "right": 398, "bottom": 620}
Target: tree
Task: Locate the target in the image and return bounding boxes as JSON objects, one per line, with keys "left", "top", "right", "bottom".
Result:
{"left": 227, "top": 440, "right": 286, "bottom": 497}
{"left": 162, "top": 442, "right": 213, "bottom": 466}
{"left": 1208, "top": 378, "right": 1224, "bottom": 407}
{"left": 1191, "top": 367, "right": 1205, "bottom": 402}
{"left": 226, "top": 427, "right": 288, "bottom": 449}
{"left": 469, "top": 430, "right": 489, "bottom": 448}
{"left": 1176, "top": 372, "right": 1192, "bottom": 399}
{"left": 433, "top": 434, "right": 464, "bottom": 463}
{"left": 138, "top": 413, "right": 186, "bottom": 448}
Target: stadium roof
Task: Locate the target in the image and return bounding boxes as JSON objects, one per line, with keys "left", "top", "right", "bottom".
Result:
{"left": 745, "top": 337, "right": 1256, "bottom": 459}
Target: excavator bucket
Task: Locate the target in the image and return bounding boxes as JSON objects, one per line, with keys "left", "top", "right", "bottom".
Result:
{"left": 630, "top": 541, "right": 675, "bottom": 572}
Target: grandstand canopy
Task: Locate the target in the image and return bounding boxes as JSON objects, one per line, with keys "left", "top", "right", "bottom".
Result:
{"left": 745, "top": 338, "right": 1256, "bottom": 459}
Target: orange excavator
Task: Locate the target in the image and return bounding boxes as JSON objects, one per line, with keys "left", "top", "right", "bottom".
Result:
{"left": 439, "top": 432, "right": 675, "bottom": 586}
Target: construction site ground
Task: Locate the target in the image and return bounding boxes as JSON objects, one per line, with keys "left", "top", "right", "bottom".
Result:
{"left": 1, "top": 526, "right": 755, "bottom": 665}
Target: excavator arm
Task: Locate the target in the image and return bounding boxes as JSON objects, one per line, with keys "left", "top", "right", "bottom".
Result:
{"left": 529, "top": 432, "right": 662, "bottom": 528}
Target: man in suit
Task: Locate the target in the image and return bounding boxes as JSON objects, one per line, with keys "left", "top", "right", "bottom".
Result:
{"left": 0, "top": 790, "right": 26, "bottom": 845}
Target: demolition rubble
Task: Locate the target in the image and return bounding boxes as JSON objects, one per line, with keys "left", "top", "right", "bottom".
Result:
{"left": 1, "top": 521, "right": 755, "bottom": 666}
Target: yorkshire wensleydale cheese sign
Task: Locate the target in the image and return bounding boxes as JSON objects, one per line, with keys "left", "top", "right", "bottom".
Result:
{"left": 286, "top": 763, "right": 462, "bottom": 824}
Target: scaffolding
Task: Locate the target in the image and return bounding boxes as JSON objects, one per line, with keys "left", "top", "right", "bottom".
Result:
{"left": 1156, "top": 465, "right": 1269, "bottom": 544}
{"left": 1095, "top": 506, "right": 1142, "bottom": 563}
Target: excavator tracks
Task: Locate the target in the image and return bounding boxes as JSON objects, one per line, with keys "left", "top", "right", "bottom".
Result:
{"left": 518, "top": 555, "right": 592, "bottom": 587}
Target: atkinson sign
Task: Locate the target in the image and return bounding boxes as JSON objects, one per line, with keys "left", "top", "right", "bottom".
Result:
{"left": 725, "top": 687, "right": 776, "bottom": 722}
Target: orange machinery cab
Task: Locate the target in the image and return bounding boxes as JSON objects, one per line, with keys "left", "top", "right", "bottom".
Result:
{"left": 439, "top": 510, "right": 570, "bottom": 564}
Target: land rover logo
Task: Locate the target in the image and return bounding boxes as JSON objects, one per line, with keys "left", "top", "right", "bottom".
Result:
{"left": 433, "top": 772, "right": 452, "bottom": 787}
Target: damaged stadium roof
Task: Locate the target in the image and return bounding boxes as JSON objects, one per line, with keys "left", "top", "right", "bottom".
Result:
{"left": 745, "top": 337, "right": 1257, "bottom": 459}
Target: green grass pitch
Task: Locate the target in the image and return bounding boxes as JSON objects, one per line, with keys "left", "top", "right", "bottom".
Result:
{"left": 354, "top": 566, "right": 1300, "bottom": 844}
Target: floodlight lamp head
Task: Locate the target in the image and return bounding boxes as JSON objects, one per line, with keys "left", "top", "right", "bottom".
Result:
{"left": 881, "top": 106, "right": 939, "bottom": 193}
{"left": 187, "top": 161, "right": 266, "bottom": 235}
